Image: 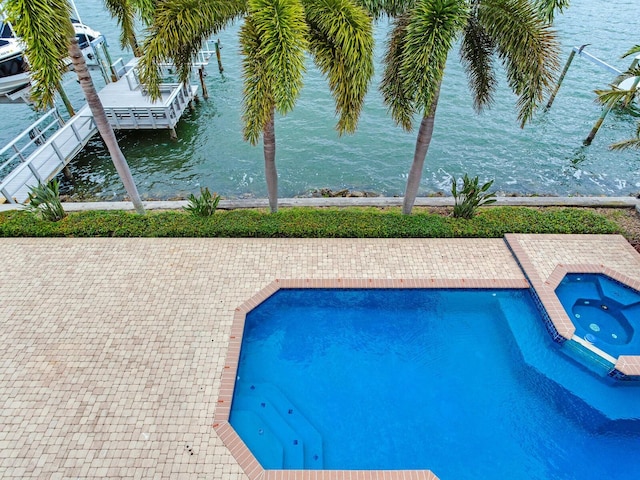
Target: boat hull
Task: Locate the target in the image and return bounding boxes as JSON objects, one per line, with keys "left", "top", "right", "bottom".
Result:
{"left": 0, "top": 71, "right": 29, "bottom": 95}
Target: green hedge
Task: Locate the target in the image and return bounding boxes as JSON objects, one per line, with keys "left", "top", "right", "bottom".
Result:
{"left": 0, "top": 206, "right": 623, "bottom": 238}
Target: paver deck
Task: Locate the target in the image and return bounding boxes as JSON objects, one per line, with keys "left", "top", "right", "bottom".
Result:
{"left": 0, "top": 236, "right": 637, "bottom": 478}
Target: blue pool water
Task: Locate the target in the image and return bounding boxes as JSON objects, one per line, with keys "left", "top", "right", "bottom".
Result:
{"left": 555, "top": 274, "right": 640, "bottom": 358}
{"left": 231, "top": 289, "right": 640, "bottom": 479}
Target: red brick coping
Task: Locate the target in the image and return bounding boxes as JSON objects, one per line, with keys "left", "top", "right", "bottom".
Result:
{"left": 214, "top": 278, "right": 529, "bottom": 480}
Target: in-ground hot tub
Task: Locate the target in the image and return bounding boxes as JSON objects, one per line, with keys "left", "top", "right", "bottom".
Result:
{"left": 555, "top": 273, "right": 640, "bottom": 358}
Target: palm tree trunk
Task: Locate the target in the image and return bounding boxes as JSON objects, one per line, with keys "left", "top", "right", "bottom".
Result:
{"left": 263, "top": 108, "right": 278, "bottom": 213}
{"left": 130, "top": 33, "right": 141, "bottom": 57}
{"left": 402, "top": 85, "right": 441, "bottom": 215}
{"left": 67, "top": 37, "right": 145, "bottom": 215}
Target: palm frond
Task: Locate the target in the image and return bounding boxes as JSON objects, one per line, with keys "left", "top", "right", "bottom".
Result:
{"left": 622, "top": 44, "right": 640, "bottom": 59}
{"left": 240, "top": 16, "right": 275, "bottom": 145}
{"left": 380, "top": 14, "right": 415, "bottom": 130}
{"left": 305, "top": 0, "right": 375, "bottom": 134}
{"left": 132, "top": 0, "right": 156, "bottom": 25}
{"left": 4, "top": 0, "right": 72, "bottom": 109}
{"left": 595, "top": 86, "right": 638, "bottom": 109}
{"left": 610, "top": 137, "right": 640, "bottom": 151}
{"left": 249, "top": 0, "right": 308, "bottom": 115}
{"left": 355, "top": 0, "right": 415, "bottom": 18}
{"left": 460, "top": 7, "right": 496, "bottom": 113}
{"left": 104, "top": 0, "right": 139, "bottom": 53}
{"left": 479, "top": 0, "right": 560, "bottom": 127}
{"left": 401, "top": 0, "right": 468, "bottom": 116}
{"left": 138, "top": 0, "right": 244, "bottom": 99}
{"left": 532, "top": 0, "right": 569, "bottom": 23}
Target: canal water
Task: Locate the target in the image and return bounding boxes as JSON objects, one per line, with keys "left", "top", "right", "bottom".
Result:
{"left": 1, "top": 0, "right": 639, "bottom": 200}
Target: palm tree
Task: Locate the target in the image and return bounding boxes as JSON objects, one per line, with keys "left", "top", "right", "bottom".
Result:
{"left": 595, "top": 45, "right": 640, "bottom": 151}
{"left": 379, "top": 0, "right": 561, "bottom": 214}
{"left": 138, "top": 0, "right": 374, "bottom": 213}
{"left": 4, "top": 0, "right": 146, "bottom": 214}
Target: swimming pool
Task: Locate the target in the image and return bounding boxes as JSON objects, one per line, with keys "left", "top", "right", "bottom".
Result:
{"left": 555, "top": 273, "right": 640, "bottom": 358}
{"left": 227, "top": 288, "right": 640, "bottom": 479}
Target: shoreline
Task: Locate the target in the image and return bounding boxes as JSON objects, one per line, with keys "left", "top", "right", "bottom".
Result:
{"left": 1, "top": 195, "right": 639, "bottom": 213}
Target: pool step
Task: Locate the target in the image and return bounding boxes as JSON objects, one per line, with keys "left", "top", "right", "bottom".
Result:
{"left": 231, "top": 382, "right": 324, "bottom": 469}
{"left": 230, "top": 410, "right": 285, "bottom": 469}
{"left": 231, "top": 396, "right": 304, "bottom": 468}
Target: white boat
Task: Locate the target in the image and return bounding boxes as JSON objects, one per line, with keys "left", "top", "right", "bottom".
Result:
{"left": 0, "top": 18, "right": 104, "bottom": 96}
{"left": 0, "top": 22, "right": 28, "bottom": 95}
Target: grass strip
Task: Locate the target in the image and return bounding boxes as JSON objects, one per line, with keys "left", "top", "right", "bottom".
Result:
{"left": 0, "top": 206, "right": 623, "bottom": 238}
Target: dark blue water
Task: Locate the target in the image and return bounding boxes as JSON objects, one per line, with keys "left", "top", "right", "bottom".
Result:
{"left": 231, "top": 288, "right": 640, "bottom": 479}
{"left": 555, "top": 273, "right": 640, "bottom": 358}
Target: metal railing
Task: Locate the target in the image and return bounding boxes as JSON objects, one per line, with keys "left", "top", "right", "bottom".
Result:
{"left": 0, "top": 109, "right": 97, "bottom": 203}
{"left": 0, "top": 109, "right": 65, "bottom": 180}
{"left": 103, "top": 82, "right": 192, "bottom": 130}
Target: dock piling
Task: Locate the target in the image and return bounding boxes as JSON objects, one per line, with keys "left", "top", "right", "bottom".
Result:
{"left": 584, "top": 104, "right": 612, "bottom": 145}
{"left": 546, "top": 48, "right": 578, "bottom": 110}
{"left": 215, "top": 40, "right": 224, "bottom": 74}
{"left": 199, "top": 67, "right": 209, "bottom": 99}
{"left": 63, "top": 165, "right": 74, "bottom": 180}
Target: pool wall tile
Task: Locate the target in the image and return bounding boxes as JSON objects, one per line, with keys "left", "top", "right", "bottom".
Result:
{"left": 614, "top": 356, "right": 640, "bottom": 379}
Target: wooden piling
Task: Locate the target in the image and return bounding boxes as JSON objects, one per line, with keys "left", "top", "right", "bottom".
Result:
{"left": 546, "top": 49, "right": 576, "bottom": 110}
{"left": 584, "top": 104, "right": 613, "bottom": 145}
{"left": 199, "top": 67, "right": 209, "bottom": 99}
{"left": 62, "top": 165, "right": 74, "bottom": 180}
{"left": 215, "top": 40, "right": 224, "bottom": 74}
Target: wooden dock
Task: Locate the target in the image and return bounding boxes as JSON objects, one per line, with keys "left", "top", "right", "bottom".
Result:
{"left": 0, "top": 58, "right": 199, "bottom": 204}
{"left": 101, "top": 58, "right": 198, "bottom": 135}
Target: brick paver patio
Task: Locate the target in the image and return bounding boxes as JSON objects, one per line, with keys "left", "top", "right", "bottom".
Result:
{"left": 1, "top": 236, "right": 638, "bottom": 478}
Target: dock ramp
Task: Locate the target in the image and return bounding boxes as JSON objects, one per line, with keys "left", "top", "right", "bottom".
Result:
{"left": 0, "top": 108, "right": 97, "bottom": 203}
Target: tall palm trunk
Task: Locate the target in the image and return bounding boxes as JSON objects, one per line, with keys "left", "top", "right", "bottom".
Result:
{"left": 68, "top": 37, "right": 145, "bottom": 214}
{"left": 130, "top": 33, "right": 141, "bottom": 57}
{"left": 402, "top": 85, "right": 441, "bottom": 215}
{"left": 263, "top": 108, "right": 278, "bottom": 213}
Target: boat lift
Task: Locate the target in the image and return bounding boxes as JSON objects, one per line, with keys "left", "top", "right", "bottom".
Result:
{"left": 546, "top": 45, "right": 640, "bottom": 145}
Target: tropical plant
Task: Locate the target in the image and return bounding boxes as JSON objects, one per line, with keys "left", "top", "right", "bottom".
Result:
{"left": 184, "top": 187, "right": 221, "bottom": 217}
{"left": 138, "top": 0, "right": 374, "bottom": 213}
{"left": 378, "top": 0, "right": 562, "bottom": 214}
{"left": 451, "top": 174, "right": 496, "bottom": 219}
{"left": 4, "top": 0, "right": 146, "bottom": 214}
{"left": 25, "top": 179, "right": 66, "bottom": 221}
{"left": 595, "top": 45, "right": 640, "bottom": 151}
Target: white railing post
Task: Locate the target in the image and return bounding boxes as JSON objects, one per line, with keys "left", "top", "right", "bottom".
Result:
{"left": 70, "top": 121, "right": 82, "bottom": 142}
{"left": 50, "top": 142, "right": 66, "bottom": 165}
{"left": 27, "top": 162, "right": 43, "bottom": 182}
{"left": 1, "top": 187, "right": 15, "bottom": 203}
